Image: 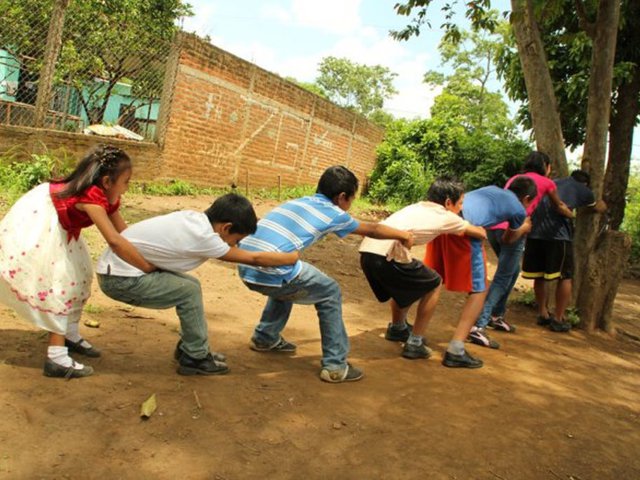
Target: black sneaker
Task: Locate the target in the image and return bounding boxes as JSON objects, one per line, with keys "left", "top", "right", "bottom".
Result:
{"left": 319, "top": 363, "right": 364, "bottom": 383}
{"left": 548, "top": 318, "right": 572, "bottom": 333}
{"left": 250, "top": 336, "right": 297, "bottom": 353}
{"left": 174, "top": 340, "right": 226, "bottom": 363}
{"left": 487, "top": 316, "right": 517, "bottom": 333}
{"left": 536, "top": 315, "right": 554, "bottom": 326}
{"left": 402, "top": 340, "right": 432, "bottom": 360}
{"left": 384, "top": 322, "right": 413, "bottom": 342}
{"left": 177, "top": 352, "right": 229, "bottom": 376}
{"left": 43, "top": 359, "right": 94, "bottom": 379}
{"left": 467, "top": 327, "right": 500, "bottom": 349}
{"left": 442, "top": 351, "right": 483, "bottom": 369}
{"left": 65, "top": 338, "right": 101, "bottom": 358}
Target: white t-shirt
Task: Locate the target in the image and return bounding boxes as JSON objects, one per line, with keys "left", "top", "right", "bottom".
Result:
{"left": 359, "top": 201, "right": 468, "bottom": 263}
{"left": 96, "top": 211, "right": 230, "bottom": 277}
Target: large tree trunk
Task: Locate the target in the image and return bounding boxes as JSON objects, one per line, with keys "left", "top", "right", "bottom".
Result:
{"left": 573, "top": 0, "right": 624, "bottom": 332}
{"left": 604, "top": 65, "right": 640, "bottom": 230}
{"left": 603, "top": 0, "right": 640, "bottom": 231}
{"left": 509, "top": 0, "right": 568, "bottom": 176}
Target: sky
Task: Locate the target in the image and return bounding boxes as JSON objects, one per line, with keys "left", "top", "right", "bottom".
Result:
{"left": 180, "top": 0, "right": 638, "bottom": 164}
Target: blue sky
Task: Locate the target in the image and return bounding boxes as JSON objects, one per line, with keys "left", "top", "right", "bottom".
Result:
{"left": 181, "top": 0, "right": 638, "bottom": 164}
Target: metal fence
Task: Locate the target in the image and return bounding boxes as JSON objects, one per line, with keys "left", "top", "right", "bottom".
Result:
{"left": 0, "top": 0, "right": 174, "bottom": 141}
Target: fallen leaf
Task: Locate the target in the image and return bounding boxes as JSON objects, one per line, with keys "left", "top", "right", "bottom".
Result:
{"left": 140, "top": 394, "right": 157, "bottom": 419}
{"left": 83, "top": 318, "right": 100, "bottom": 328}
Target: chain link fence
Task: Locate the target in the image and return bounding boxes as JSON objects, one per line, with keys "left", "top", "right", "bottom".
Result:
{"left": 0, "top": 0, "right": 176, "bottom": 141}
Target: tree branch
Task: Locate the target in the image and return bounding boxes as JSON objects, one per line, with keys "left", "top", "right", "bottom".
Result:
{"left": 574, "top": 0, "right": 596, "bottom": 38}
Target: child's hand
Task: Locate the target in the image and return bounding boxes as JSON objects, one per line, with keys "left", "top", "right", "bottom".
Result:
{"left": 285, "top": 250, "right": 301, "bottom": 264}
{"left": 400, "top": 232, "right": 414, "bottom": 250}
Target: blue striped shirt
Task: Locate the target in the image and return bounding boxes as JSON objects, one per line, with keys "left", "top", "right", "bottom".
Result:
{"left": 238, "top": 194, "right": 360, "bottom": 286}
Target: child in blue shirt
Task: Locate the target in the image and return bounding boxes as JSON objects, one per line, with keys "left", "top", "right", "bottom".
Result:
{"left": 239, "top": 166, "right": 413, "bottom": 383}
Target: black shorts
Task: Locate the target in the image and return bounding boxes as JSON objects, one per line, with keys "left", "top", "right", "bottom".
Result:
{"left": 360, "top": 252, "right": 442, "bottom": 308}
{"left": 522, "top": 238, "right": 574, "bottom": 280}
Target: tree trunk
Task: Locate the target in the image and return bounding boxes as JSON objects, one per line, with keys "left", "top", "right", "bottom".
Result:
{"left": 573, "top": 231, "right": 631, "bottom": 332}
{"left": 573, "top": 0, "right": 622, "bottom": 332}
{"left": 509, "top": 0, "right": 568, "bottom": 176}
{"left": 34, "top": 0, "right": 70, "bottom": 128}
{"left": 604, "top": 63, "right": 640, "bottom": 231}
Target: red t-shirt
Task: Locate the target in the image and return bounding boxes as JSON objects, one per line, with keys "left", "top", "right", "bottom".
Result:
{"left": 49, "top": 183, "right": 120, "bottom": 240}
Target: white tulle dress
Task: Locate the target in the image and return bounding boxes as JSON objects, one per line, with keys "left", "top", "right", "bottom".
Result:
{"left": 0, "top": 183, "right": 115, "bottom": 334}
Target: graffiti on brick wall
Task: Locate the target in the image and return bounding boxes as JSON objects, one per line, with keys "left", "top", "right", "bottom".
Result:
{"left": 203, "top": 93, "right": 223, "bottom": 121}
{"left": 198, "top": 142, "right": 229, "bottom": 167}
{"left": 313, "top": 131, "right": 333, "bottom": 149}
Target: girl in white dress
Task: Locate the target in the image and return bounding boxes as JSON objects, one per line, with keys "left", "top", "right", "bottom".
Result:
{"left": 0, "top": 145, "right": 155, "bottom": 378}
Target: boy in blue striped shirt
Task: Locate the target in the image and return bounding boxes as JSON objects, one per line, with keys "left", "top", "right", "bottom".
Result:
{"left": 239, "top": 166, "right": 413, "bottom": 383}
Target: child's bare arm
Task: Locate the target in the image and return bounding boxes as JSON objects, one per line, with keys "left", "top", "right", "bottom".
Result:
{"left": 548, "top": 190, "right": 574, "bottom": 218}
{"left": 352, "top": 222, "right": 414, "bottom": 249}
{"left": 220, "top": 248, "right": 299, "bottom": 266}
{"left": 502, "top": 217, "right": 532, "bottom": 244}
{"left": 81, "top": 204, "right": 156, "bottom": 273}
{"left": 108, "top": 210, "right": 128, "bottom": 233}
{"left": 463, "top": 224, "right": 487, "bottom": 240}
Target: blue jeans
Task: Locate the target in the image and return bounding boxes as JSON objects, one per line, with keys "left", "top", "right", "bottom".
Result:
{"left": 476, "top": 230, "right": 525, "bottom": 328}
{"left": 244, "top": 262, "right": 348, "bottom": 370}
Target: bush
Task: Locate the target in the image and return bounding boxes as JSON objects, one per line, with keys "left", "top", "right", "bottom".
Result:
{"left": 367, "top": 117, "right": 532, "bottom": 209}
{"left": 0, "top": 151, "right": 74, "bottom": 204}
{"left": 622, "top": 174, "right": 640, "bottom": 268}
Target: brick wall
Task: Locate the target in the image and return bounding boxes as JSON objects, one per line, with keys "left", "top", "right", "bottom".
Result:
{"left": 0, "top": 125, "right": 162, "bottom": 179}
{"left": 0, "top": 34, "right": 384, "bottom": 190}
{"left": 160, "top": 33, "right": 384, "bottom": 189}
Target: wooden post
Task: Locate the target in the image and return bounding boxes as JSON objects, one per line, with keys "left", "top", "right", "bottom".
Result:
{"left": 33, "top": 0, "right": 69, "bottom": 128}
{"left": 277, "top": 175, "right": 282, "bottom": 201}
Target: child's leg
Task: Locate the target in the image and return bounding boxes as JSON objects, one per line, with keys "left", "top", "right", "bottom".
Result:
{"left": 534, "top": 278, "right": 550, "bottom": 318}
{"left": 555, "top": 278, "right": 572, "bottom": 320}
{"left": 98, "top": 271, "right": 211, "bottom": 359}
{"left": 453, "top": 291, "right": 487, "bottom": 344}
{"left": 253, "top": 296, "right": 294, "bottom": 345}
{"left": 476, "top": 237, "right": 524, "bottom": 329}
{"left": 268, "top": 262, "right": 348, "bottom": 371}
{"left": 411, "top": 285, "right": 441, "bottom": 338}
{"left": 390, "top": 300, "right": 409, "bottom": 326}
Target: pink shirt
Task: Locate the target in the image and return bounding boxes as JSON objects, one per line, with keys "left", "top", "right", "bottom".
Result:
{"left": 491, "top": 172, "right": 556, "bottom": 230}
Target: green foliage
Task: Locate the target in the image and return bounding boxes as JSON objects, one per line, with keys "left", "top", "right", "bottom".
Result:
{"left": 315, "top": 56, "right": 398, "bottom": 119}
{"left": 284, "top": 77, "right": 329, "bottom": 99}
{"left": 0, "top": 150, "right": 74, "bottom": 203}
{"left": 511, "top": 288, "right": 536, "bottom": 308}
{"left": 0, "top": 0, "right": 192, "bottom": 124}
{"left": 622, "top": 174, "right": 640, "bottom": 266}
{"left": 367, "top": 113, "right": 530, "bottom": 207}
{"left": 130, "top": 179, "right": 221, "bottom": 196}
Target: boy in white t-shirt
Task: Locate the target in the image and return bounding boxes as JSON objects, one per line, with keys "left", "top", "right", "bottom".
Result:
{"left": 359, "top": 178, "right": 486, "bottom": 360}
{"left": 96, "top": 193, "right": 298, "bottom": 376}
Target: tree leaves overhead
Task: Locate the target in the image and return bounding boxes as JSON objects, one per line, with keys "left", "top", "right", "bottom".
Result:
{"left": 0, "top": 0, "right": 192, "bottom": 123}
{"left": 315, "top": 56, "right": 398, "bottom": 119}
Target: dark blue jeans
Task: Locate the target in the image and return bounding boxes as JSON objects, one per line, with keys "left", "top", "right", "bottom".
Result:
{"left": 476, "top": 229, "right": 525, "bottom": 328}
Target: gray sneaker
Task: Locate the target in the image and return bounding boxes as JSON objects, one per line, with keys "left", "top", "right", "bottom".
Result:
{"left": 250, "top": 336, "right": 297, "bottom": 353}
{"left": 402, "top": 340, "right": 432, "bottom": 360}
{"left": 43, "top": 359, "right": 94, "bottom": 379}
{"left": 319, "top": 363, "right": 364, "bottom": 383}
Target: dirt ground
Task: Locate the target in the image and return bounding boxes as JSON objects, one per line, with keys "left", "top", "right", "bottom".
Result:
{"left": 1, "top": 194, "right": 639, "bottom": 480}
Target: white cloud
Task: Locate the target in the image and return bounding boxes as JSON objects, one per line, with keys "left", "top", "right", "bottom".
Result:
{"left": 180, "top": 2, "right": 218, "bottom": 38}
{"left": 289, "top": 0, "right": 363, "bottom": 34}
{"left": 260, "top": 4, "right": 291, "bottom": 23}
